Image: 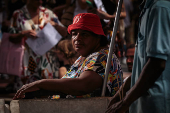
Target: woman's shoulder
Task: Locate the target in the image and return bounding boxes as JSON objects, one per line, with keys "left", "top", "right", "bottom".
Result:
{"left": 39, "top": 6, "right": 55, "bottom": 14}
{"left": 12, "top": 6, "right": 25, "bottom": 18}
{"left": 13, "top": 9, "right": 21, "bottom": 14}
{"left": 88, "top": 48, "right": 119, "bottom": 63}
{"left": 39, "top": 6, "right": 58, "bottom": 18}
{"left": 71, "top": 56, "right": 82, "bottom": 66}
{"left": 98, "top": 48, "right": 118, "bottom": 58}
{"left": 39, "top": 6, "right": 50, "bottom": 12}
{"left": 12, "top": 5, "right": 29, "bottom": 19}
{"left": 98, "top": 48, "right": 109, "bottom": 55}
{"left": 89, "top": 48, "right": 109, "bottom": 58}
{"left": 83, "top": 48, "right": 109, "bottom": 63}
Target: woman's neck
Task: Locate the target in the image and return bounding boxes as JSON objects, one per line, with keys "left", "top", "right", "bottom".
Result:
{"left": 63, "top": 60, "right": 70, "bottom": 65}
{"left": 95, "top": 45, "right": 107, "bottom": 52}
{"left": 91, "top": 45, "right": 107, "bottom": 56}
{"left": 26, "top": 4, "right": 39, "bottom": 13}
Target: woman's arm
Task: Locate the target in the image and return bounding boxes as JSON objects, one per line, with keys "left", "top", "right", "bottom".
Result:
{"left": 39, "top": 70, "right": 103, "bottom": 95}
{"left": 58, "top": 67, "right": 67, "bottom": 79}
{"left": 13, "top": 70, "right": 103, "bottom": 99}
{"left": 88, "top": 2, "right": 126, "bottom": 20}
{"left": 9, "top": 30, "right": 37, "bottom": 43}
{"left": 45, "top": 20, "right": 67, "bottom": 37}
{"left": 9, "top": 10, "right": 38, "bottom": 43}
{"left": 97, "top": 2, "right": 126, "bottom": 20}
{"left": 53, "top": 23, "right": 68, "bottom": 37}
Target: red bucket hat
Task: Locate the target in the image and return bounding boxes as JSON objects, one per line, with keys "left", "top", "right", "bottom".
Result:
{"left": 67, "top": 13, "right": 105, "bottom": 36}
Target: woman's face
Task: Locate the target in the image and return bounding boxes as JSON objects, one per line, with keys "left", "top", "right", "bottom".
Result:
{"left": 71, "top": 29, "right": 101, "bottom": 57}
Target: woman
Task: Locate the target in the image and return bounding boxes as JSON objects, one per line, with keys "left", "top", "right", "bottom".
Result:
{"left": 13, "top": 13, "right": 123, "bottom": 99}
{"left": 55, "top": 39, "right": 79, "bottom": 79}
{"left": 9, "top": 0, "right": 67, "bottom": 91}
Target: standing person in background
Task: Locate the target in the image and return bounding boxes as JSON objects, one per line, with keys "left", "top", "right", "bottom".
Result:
{"left": 123, "top": 0, "right": 134, "bottom": 50}
{"left": 9, "top": 0, "right": 67, "bottom": 91}
{"left": 54, "top": 0, "right": 92, "bottom": 30}
{"left": 55, "top": 39, "right": 79, "bottom": 79}
{"left": 126, "top": 44, "right": 135, "bottom": 72}
{"left": 88, "top": 0, "right": 126, "bottom": 60}
{"left": 106, "top": 0, "right": 170, "bottom": 113}
{"left": 123, "top": 44, "right": 135, "bottom": 81}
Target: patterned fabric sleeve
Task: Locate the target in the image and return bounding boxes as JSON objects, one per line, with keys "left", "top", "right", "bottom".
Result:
{"left": 61, "top": 49, "right": 122, "bottom": 97}
{"left": 81, "top": 50, "right": 122, "bottom": 96}
{"left": 10, "top": 10, "right": 22, "bottom": 33}
{"left": 79, "top": 52, "right": 105, "bottom": 79}
{"left": 87, "top": 54, "right": 106, "bottom": 79}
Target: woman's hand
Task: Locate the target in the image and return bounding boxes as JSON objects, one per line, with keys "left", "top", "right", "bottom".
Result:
{"left": 44, "top": 20, "right": 56, "bottom": 26}
{"left": 9, "top": 30, "right": 37, "bottom": 43}
{"left": 96, "top": 8, "right": 115, "bottom": 20}
{"left": 13, "top": 81, "right": 40, "bottom": 100}
{"left": 22, "top": 30, "right": 38, "bottom": 39}
{"left": 106, "top": 100, "right": 129, "bottom": 113}
{"left": 107, "top": 95, "right": 120, "bottom": 108}
{"left": 88, "top": 8, "right": 115, "bottom": 20}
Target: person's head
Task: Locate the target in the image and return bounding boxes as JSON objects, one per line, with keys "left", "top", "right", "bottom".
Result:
{"left": 126, "top": 44, "right": 135, "bottom": 72}
{"left": 67, "top": 13, "right": 108, "bottom": 57}
{"left": 56, "top": 39, "right": 79, "bottom": 65}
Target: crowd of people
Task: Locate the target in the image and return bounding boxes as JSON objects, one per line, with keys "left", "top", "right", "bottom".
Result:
{"left": 0, "top": 0, "right": 139, "bottom": 94}
{"left": 1, "top": 0, "right": 169, "bottom": 113}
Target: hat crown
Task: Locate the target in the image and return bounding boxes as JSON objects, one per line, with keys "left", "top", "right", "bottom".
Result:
{"left": 67, "top": 13, "right": 105, "bottom": 36}
{"left": 72, "top": 13, "right": 102, "bottom": 27}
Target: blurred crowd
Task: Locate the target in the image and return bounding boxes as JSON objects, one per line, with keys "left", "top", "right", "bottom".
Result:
{"left": 0, "top": 0, "right": 142, "bottom": 96}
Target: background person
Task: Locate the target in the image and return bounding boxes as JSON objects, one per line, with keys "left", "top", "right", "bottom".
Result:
{"left": 123, "top": 44, "right": 135, "bottom": 82}
{"left": 9, "top": 0, "right": 67, "bottom": 91}
{"left": 87, "top": 0, "right": 127, "bottom": 62}
{"left": 13, "top": 13, "right": 123, "bottom": 100}
{"left": 106, "top": 0, "right": 170, "bottom": 113}
{"left": 123, "top": 0, "right": 134, "bottom": 49}
{"left": 126, "top": 44, "right": 135, "bottom": 72}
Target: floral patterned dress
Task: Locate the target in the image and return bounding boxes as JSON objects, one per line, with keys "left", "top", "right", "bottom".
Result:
{"left": 11, "top": 5, "right": 63, "bottom": 90}
{"left": 62, "top": 48, "right": 123, "bottom": 98}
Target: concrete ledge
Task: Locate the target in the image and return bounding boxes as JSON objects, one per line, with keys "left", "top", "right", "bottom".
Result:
{"left": 4, "top": 104, "right": 10, "bottom": 113}
{"left": 10, "top": 100, "right": 19, "bottom": 113}
{"left": 0, "top": 99, "right": 10, "bottom": 113}
{"left": 10, "top": 97, "right": 111, "bottom": 113}
{"left": 0, "top": 99, "right": 5, "bottom": 113}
